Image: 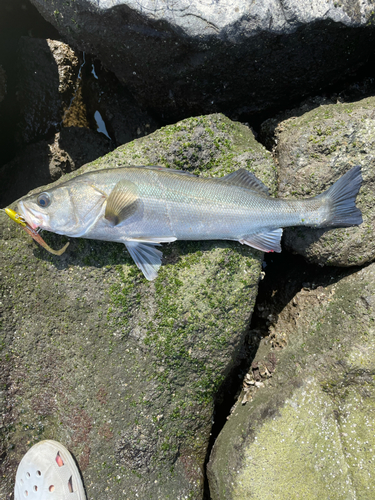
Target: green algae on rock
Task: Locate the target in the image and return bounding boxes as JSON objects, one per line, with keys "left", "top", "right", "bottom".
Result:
{"left": 0, "top": 114, "right": 275, "bottom": 499}
{"left": 207, "top": 262, "right": 375, "bottom": 500}
{"left": 264, "top": 96, "right": 375, "bottom": 267}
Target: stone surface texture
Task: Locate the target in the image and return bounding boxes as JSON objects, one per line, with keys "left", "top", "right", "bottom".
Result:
{"left": 29, "top": 0, "right": 375, "bottom": 119}
{"left": 17, "top": 37, "right": 81, "bottom": 145}
{"left": 208, "top": 262, "right": 375, "bottom": 499}
{"left": 0, "top": 114, "right": 276, "bottom": 499}
{"left": 265, "top": 96, "right": 375, "bottom": 267}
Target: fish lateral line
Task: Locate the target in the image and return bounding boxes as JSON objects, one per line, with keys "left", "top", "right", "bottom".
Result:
{"left": 3, "top": 207, "right": 69, "bottom": 256}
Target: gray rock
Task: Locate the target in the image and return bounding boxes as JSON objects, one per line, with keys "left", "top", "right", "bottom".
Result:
{"left": 17, "top": 37, "right": 81, "bottom": 145}
{"left": 208, "top": 262, "right": 375, "bottom": 499}
{"left": 0, "top": 114, "right": 275, "bottom": 499}
{"left": 29, "top": 0, "right": 375, "bottom": 120}
{"left": 264, "top": 96, "right": 375, "bottom": 267}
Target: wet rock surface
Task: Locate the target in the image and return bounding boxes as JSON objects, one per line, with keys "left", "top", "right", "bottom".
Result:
{"left": 264, "top": 96, "right": 375, "bottom": 267}
{"left": 29, "top": 0, "right": 375, "bottom": 120}
{"left": 0, "top": 114, "right": 275, "bottom": 499}
{"left": 208, "top": 261, "right": 375, "bottom": 499}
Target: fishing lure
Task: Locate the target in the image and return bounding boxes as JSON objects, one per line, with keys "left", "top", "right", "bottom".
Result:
{"left": 3, "top": 208, "right": 69, "bottom": 256}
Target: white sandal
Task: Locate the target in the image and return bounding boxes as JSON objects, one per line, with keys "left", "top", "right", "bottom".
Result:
{"left": 14, "top": 440, "right": 86, "bottom": 499}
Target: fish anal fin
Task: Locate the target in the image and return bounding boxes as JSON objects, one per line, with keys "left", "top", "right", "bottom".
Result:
{"left": 222, "top": 169, "right": 270, "bottom": 196}
{"left": 105, "top": 180, "right": 139, "bottom": 226}
{"left": 240, "top": 228, "right": 283, "bottom": 253}
{"left": 124, "top": 241, "right": 163, "bottom": 281}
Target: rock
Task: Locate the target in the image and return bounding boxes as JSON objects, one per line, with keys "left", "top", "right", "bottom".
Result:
{"left": 263, "top": 95, "right": 375, "bottom": 267}
{"left": 15, "top": 36, "right": 158, "bottom": 153}
{"left": 0, "top": 114, "right": 275, "bottom": 499}
{"left": 0, "top": 65, "right": 6, "bottom": 103}
{"left": 83, "top": 60, "right": 159, "bottom": 147}
{"left": 17, "top": 37, "right": 81, "bottom": 145}
{"left": 0, "top": 127, "right": 113, "bottom": 208}
{"left": 0, "top": 1, "right": 61, "bottom": 167}
{"left": 207, "top": 262, "right": 375, "bottom": 499}
{"left": 28, "top": 0, "right": 375, "bottom": 120}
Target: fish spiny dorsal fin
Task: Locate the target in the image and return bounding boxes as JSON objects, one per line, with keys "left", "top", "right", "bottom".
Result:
{"left": 221, "top": 169, "right": 270, "bottom": 196}
{"left": 105, "top": 180, "right": 139, "bottom": 226}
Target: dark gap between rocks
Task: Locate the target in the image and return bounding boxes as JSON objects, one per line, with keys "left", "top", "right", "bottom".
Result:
{"left": 203, "top": 249, "right": 362, "bottom": 499}
{"left": 244, "top": 66, "right": 375, "bottom": 144}
{"left": 0, "top": 0, "right": 60, "bottom": 168}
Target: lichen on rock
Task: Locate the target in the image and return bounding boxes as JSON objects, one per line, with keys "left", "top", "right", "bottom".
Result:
{"left": 208, "top": 262, "right": 375, "bottom": 499}
{"left": 0, "top": 113, "right": 275, "bottom": 499}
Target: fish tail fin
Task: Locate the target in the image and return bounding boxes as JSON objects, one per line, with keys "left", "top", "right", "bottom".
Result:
{"left": 318, "top": 166, "right": 363, "bottom": 227}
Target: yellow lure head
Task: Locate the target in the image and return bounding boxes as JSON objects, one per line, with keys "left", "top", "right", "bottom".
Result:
{"left": 4, "top": 208, "right": 27, "bottom": 227}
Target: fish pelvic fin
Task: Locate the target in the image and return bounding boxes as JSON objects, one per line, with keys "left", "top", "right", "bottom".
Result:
{"left": 124, "top": 241, "right": 163, "bottom": 281}
{"left": 240, "top": 228, "right": 283, "bottom": 253}
{"left": 317, "top": 166, "right": 363, "bottom": 227}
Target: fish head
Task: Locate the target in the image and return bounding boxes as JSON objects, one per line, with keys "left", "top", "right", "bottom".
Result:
{"left": 17, "top": 178, "right": 107, "bottom": 237}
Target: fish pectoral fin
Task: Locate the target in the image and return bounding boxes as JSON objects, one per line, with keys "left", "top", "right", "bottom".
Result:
{"left": 124, "top": 241, "right": 163, "bottom": 281}
{"left": 222, "top": 169, "right": 270, "bottom": 196}
{"left": 105, "top": 180, "right": 139, "bottom": 226}
{"left": 240, "top": 228, "right": 283, "bottom": 253}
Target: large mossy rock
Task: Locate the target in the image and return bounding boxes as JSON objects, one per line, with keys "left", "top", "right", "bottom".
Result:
{"left": 208, "top": 262, "right": 375, "bottom": 499}
{"left": 0, "top": 114, "right": 276, "bottom": 499}
{"left": 265, "top": 96, "right": 375, "bottom": 267}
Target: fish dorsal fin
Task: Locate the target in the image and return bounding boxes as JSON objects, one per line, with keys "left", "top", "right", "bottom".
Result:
{"left": 240, "top": 228, "right": 283, "bottom": 253}
{"left": 105, "top": 180, "right": 139, "bottom": 226}
{"left": 222, "top": 169, "right": 270, "bottom": 196}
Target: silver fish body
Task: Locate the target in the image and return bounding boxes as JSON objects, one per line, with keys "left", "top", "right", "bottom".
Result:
{"left": 17, "top": 166, "right": 362, "bottom": 280}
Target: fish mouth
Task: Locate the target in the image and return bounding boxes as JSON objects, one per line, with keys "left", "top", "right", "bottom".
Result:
{"left": 17, "top": 200, "right": 48, "bottom": 230}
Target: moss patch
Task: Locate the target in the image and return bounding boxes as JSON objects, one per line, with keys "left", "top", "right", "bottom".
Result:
{"left": 208, "top": 262, "right": 375, "bottom": 500}
{"left": 0, "top": 114, "right": 275, "bottom": 499}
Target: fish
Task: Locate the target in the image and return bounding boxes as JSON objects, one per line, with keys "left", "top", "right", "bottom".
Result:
{"left": 16, "top": 165, "right": 362, "bottom": 280}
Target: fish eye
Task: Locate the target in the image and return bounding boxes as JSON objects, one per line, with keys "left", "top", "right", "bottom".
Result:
{"left": 37, "top": 193, "right": 51, "bottom": 208}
